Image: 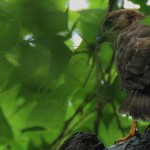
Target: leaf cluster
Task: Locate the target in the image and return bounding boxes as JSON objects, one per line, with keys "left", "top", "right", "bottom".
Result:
{"left": 0, "top": 0, "right": 149, "bottom": 150}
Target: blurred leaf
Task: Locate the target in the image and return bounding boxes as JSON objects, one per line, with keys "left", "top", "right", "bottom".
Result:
{"left": 21, "top": 126, "right": 46, "bottom": 134}
{"left": 47, "top": 37, "right": 72, "bottom": 80}
{"left": 26, "top": 86, "right": 69, "bottom": 144}
{"left": 111, "top": 76, "right": 125, "bottom": 103}
{"left": 141, "top": 16, "right": 150, "bottom": 25}
{"left": 107, "top": 117, "right": 123, "bottom": 145}
{"left": 78, "top": 9, "right": 105, "bottom": 43}
{"left": 28, "top": 89, "right": 68, "bottom": 129}
{"left": 0, "top": 107, "right": 13, "bottom": 144}
{"left": 131, "top": 0, "right": 150, "bottom": 14}
{"left": 101, "top": 103, "right": 114, "bottom": 129}
{"left": 0, "top": 54, "right": 15, "bottom": 91}
{"left": 88, "top": 0, "right": 109, "bottom": 9}
{"left": 18, "top": 0, "right": 69, "bottom": 34}
{"left": 65, "top": 54, "right": 91, "bottom": 89}
{"left": 28, "top": 100, "right": 62, "bottom": 127}
{"left": 7, "top": 44, "right": 50, "bottom": 87}
{"left": 100, "top": 43, "right": 113, "bottom": 69}
{"left": 68, "top": 11, "right": 80, "bottom": 31}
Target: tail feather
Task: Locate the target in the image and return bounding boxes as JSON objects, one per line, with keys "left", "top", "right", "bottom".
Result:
{"left": 118, "top": 90, "right": 135, "bottom": 114}
{"left": 129, "top": 91, "right": 140, "bottom": 120}
{"left": 142, "top": 95, "right": 150, "bottom": 121}
{"left": 132, "top": 92, "right": 147, "bottom": 121}
{"left": 118, "top": 89, "right": 150, "bottom": 121}
{"left": 136, "top": 93, "right": 146, "bottom": 121}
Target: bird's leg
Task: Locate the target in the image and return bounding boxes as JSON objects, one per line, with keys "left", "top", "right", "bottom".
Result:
{"left": 116, "top": 120, "right": 140, "bottom": 143}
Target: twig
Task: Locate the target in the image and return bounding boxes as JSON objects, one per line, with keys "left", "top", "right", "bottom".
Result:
{"left": 82, "top": 60, "right": 94, "bottom": 87}
{"left": 73, "top": 50, "right": 89, "bottom": 55}
{"left": 65, "top": 108, "right": 96, "bottom": 137}
{"left": 91, "top": 44, "right": 105, "bottom": 135}
{"left": 92, "top": 45, "right": 105, "bottom": 94}
{"left": 110, "top": 98, "right": 125, "bottom": 136}
{"left": 53, "top": 108, "right": 96, "bottom": 149}
{"left": 66, "top": 94, "right": 96, "bottom": 125}
{"left": 105, "top": 55, "right": 125, "bottom": 136}
{"left": 121, "top": 0, "right": 124, "bottom": 9}
{"left": 94, "top": 102, "right": 103, "bottom": 135}
{"left": 50, "top": 94, "right": 96, "bottom": 148}
{"left": 104, "top": 53, "right": 125, "bottom": 136}
{"left": 105, "top": 51, "right": 115, "bottom": 74}
{"left": 108, "top": 0, "right": 117, "bottom": 12}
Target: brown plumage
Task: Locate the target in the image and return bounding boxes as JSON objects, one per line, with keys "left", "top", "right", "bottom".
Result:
{"left": 97, "top": 9, "right": 150, "bottom": 121}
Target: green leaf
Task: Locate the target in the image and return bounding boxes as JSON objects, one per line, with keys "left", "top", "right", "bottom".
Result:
{"left": 100, "top": 43, "right": 113, "bottom": 69}
{"left": 78, "top": 9, "right": 105, "bottom": 43}
{"left": 141, "top": 16, "right": 150, "bottom": 25}
{"left": 47, "top": 37, "right": 72, "bottom": 81}
{"left": 11, "top": 44, "right": 51, "bottom": 86}
{"left": 28, "top": 92, "right": 68, "bottom": 129}
{"left": 21, "top": 126, "right": 46, "bottom": 134}
{"left": 111, "top": 76, "right": 126, "bottom": 103}
{"left": 88, "top": 0, "right": 109, "bottom": 9}
{"left": 65, "top": 54, "right": 91, "bottom": 88}
{"left": 0, "top": 107, "right": 13, "bottom": 144}
{"left": 107, "top": 117, "right": 123, "bottom": 145}
{"left": 101, "top": 103, "right": 114, "bottom": 129}
{"left": 0, "top": 54, "right": 15, "bottom": 91}
{"left": 18, "top": 0, "right": 69, "bottom": 34}
{"left": 131, "top": 0, "right": 150, "bottom": 15}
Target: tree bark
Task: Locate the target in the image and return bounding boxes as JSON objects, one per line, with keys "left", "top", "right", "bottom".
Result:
{"left": 59, "top": 131, "right": 150, "bottom": 150}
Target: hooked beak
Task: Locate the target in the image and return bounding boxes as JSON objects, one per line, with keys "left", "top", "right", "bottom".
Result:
{"left": 96, "top": 34, "right": 105, "bottom": 44}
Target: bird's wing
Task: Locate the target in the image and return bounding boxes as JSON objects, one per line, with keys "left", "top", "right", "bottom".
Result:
{"left": 115, "top": 25, "right": 150, "bottom": 91}
{"left": 124, "top": 37, "right": 150, "bottom": 77}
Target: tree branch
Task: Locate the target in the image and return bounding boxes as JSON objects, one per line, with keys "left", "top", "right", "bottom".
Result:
{"left": 108, "top": 0, "right": 117, "bottom": 12}
{"left": 59, "top": 131, "right": 150, "bottom": 150}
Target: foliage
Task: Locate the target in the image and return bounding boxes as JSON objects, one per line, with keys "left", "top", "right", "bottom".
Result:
{"left": 0, "top": 0, "right": 149, "bottom": 150}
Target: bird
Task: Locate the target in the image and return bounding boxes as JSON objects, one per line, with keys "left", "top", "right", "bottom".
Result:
{"left": 96, "top": 9, "right": 150, "bottom": 142}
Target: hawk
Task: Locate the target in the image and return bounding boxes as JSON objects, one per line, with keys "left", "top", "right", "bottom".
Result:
{"left": 97, "top": 9, "right": 150, "bottom": 142}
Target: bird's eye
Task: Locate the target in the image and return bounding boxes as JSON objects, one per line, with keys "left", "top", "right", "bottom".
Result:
{"left": 105, "top": 17, "right": 115, "bottom": 27}
{"left": 108, "top": 18, "right": 114, "bottom": 23}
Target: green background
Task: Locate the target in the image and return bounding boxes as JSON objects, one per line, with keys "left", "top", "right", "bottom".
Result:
{"left": 0, "top": 0, "right": 149, "bottom": 149}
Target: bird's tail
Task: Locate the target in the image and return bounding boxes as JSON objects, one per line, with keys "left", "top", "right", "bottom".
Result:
{"left": 118, "top": 89, "right": 150, "bottom": 121}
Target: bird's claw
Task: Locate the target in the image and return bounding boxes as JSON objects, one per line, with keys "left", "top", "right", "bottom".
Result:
{"left": 115, "top": 121, "right": 140, "bottom": 143}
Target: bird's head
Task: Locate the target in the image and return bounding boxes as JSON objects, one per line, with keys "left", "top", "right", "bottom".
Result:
{"left": 96, "top": 9, "right": 145, "bottom": 43}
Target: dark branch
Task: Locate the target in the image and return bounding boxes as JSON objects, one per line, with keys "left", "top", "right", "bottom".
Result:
{"left": 59, "top": 131, "right": 150, "bottom": 150}
{"left": 108, "top": 0, "right": 117, "bottom": 12}
{"left": 59, "top": 132, "right": 105, "bottom": 150}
